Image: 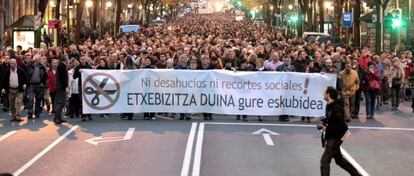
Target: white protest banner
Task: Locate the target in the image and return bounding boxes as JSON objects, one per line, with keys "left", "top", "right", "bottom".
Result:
{"left": 81, "top": 69, "right": 336, "bottom": 117}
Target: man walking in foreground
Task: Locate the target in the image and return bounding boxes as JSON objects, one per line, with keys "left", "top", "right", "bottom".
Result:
{"left": 319, "top": 86, "right": 361, "bottom": 176}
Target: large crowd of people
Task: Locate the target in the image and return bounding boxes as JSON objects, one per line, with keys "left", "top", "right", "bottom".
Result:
{"left": 0, "top": 13, "right": 413, "bottom": 125}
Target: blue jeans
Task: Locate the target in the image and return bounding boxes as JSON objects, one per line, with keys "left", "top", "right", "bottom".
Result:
{"left": 364, "top": 90, "right": 376, "bottom": 117}
{"left": 27, "top": 84, "right": 44, "bottom": 117}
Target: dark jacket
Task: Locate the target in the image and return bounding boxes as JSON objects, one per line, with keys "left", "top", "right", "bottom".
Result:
{"left": 293, "top": 59, "right": 308, "bottom": 73}
{"left": 26, "top": 63, "right": 47, "bottom": 86}
{"left": 2, "top": 67, "right": 27, "bottom": 92}
{"left": 0, "top": 63, "right": 9, "bottom": 87}
{"left": 73, "top": 63, "right": 91, "bottom": 92}
{"left": 325, "top": 99, "right": 348, "bottom": 140}
{"left": 276, "top": 64, "right": 295, "bottom": 72}
{"left": 55, "top": 61, "right": 68, "bottom": 91}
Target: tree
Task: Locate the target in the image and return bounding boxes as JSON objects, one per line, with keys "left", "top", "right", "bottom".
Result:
{"left": 333, "top": 0, "right": 345, "bottom": 37}
{"left": 298, "top": 0, "right": 316, "bottom": 34}
{"left": 75, "top": 0, "right": 86, "bottom": 43}
{"left": 353, "top": 0, "right": 361, "bottom": 47}
{"left": 318, "top": 0, "right": 324, "bottom": 32}
{"left": 38, "top": 0, "right": 49, "bottom": 19}
{"left": 92, "top": 0, "right": 98, "bottom": 29}
{"left": 55, "top": 0, "right": 61, "bottom": 19}
{"left": 115, "top": 0, "right": 122, "bottom": 34}
{"left": 35, "top": 0, "right": 49, "bottom": 48}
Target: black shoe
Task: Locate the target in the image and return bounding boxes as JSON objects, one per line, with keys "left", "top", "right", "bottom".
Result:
{"left": 301, "top": 117, "right": 305, "bottom": 121}
{"left": 27, "top": 115, "right": 33, "bottom": 119}
{"left": 186, "top": 117, "right": 192, "bottom": 121}
{"left": 345, "top": 118, "right": 351, "bottom": 123}
{"left": 120, "top": 114, "right": 126, "bottom": 119}
{"left": 60, "top": 119, "right": 68, "bottom": 123}
{"left": 54, "top": 120, "right": 62, "bottom": 124}
{"left": 258, "top": 117, "right": 264, "bottom": 121}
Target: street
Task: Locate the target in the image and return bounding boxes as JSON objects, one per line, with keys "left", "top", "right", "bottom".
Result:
{"left": 1, "top": 101, "right": 413, "bottom": 176}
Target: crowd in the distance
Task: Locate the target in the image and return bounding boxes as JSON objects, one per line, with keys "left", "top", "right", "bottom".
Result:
{"left": 0, "top": 13, "right": 413, "bottom": 125}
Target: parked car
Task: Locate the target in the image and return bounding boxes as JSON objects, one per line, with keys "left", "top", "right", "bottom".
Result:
{"left": 302, "top": 32, "right": 330, "bottom": 43}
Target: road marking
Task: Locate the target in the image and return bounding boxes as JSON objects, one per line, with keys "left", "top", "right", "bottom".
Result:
{"left": 252, "top": 128, "right": 279, "bottom": 146}
{"left": 85, "top": 127, "right": 135, "bottom": 146}
{"left": 0, "top": 131, "right": 17, "bottom": 142}
{"left": 190, "top": 122, "right": 378, "bottom": 175}
{"left": 192, "top": 122, "right": 205, "bottom": 176}
{"left": 13, "top": 125, "right": 79, "bottom": 176}
{"left": 263, "top": 134, "right": 274, "bottom": 146}
{"left": 180, "top": 122, "right": 198, "bottom": 176}
{"left": 341, "top": 147, "right": 370, "bottom": 176}
{"left": 204, "top": 122, "right": 414, "bottom": 131}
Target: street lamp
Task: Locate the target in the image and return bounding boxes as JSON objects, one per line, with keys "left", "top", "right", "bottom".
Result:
{"left": 215, "top": 2, "right": 224, "bottom": 12}
{"left": 139, "top": 5, "right": 143, "bottom": 10}
{"left": 288, "top": 5, "right": 293, "bottom": 10}
{"left": 50, "top": 0, "right": 56, "bottom": 7}
{"left": 128, "top": 4, "right": 133, "bottom": 9}
{"left": 324, "top": 2, "right": 333, "bottom": 10}
{"left": 86, "top": 0, "right": 93, "bottom": 8}
{"left": 106, "top": 1, "right": 113, "bottom": 9}
{"left": 270, "top": 5, "right": 274, "bottom": 10}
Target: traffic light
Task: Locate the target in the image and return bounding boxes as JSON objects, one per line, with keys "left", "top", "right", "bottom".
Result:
{"left": 391, "top": 8, "right": 402, "bottom": 29}
{"left": 289, "top": 15, "right": 298, "bottom": 23}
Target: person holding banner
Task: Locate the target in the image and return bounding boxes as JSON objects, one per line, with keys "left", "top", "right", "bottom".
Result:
{"left": 74, "top": 56, "right": 92, "bottom": 121}
{"left": 96, "top": 58, "right": 110, "bottom": 119}
{"left": 141, "top": 57, "right": 156, "bottom": 120}
{"left": 121, "top": 56, "right": 137, "bottom": 120}
{"left": 236, "top": 59, "right": 249, "bottom": 121}
{"left": 276, "top": 57, "right": 295, "bottom": 122}
{"left": 175, "top": 54, "right": 191, "bottom": 120}
{"left": 200, "top": 55, "right": 214, "bottom": 120}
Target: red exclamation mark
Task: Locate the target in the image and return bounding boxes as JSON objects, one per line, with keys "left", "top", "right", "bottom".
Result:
{"left": 303, "top": 78, "right": 309, "bottom": 95}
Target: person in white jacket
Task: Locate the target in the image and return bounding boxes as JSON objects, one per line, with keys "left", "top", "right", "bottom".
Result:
{"left": 67, "top": 59, "right": 80, "bottom": 118}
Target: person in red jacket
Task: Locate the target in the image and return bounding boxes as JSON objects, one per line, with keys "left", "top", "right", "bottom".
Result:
{"left": 358, "top": 50, "right": 372, "bottom": 71}
{"left": 364, "top": 62, "right": 381, "bottom": 119}
{"left": 46, "top": 59, "right": 58, "bottom": 114}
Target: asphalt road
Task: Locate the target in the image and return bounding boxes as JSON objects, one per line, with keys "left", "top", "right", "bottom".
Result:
{"left": 0, "top": 100, "right": 413, "bottom": 176}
